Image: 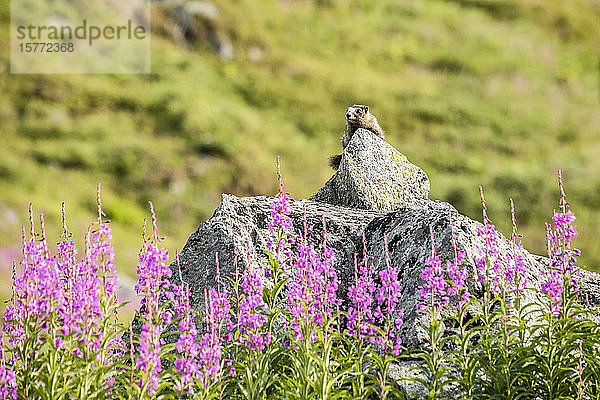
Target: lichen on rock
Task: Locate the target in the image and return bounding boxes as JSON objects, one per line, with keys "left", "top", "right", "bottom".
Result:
{"left": 310, "top": 128, "right": 430, "bottom": 211}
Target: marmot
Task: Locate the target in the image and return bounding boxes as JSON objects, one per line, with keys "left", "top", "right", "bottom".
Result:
{"left": 329, "top": 104, "right": 385, "bottom": 169}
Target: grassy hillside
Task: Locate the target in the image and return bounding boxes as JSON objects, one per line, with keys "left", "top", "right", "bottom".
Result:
{"left": 0, "top": 0, "right": 599, "bottom": 309}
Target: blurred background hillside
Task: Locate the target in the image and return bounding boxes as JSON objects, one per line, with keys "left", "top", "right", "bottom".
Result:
{"left": 0, "top": 0, "right": 599, "bottom": 316}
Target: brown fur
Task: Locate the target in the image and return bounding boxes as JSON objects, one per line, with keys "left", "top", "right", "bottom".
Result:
{"left": 329, "top": 105, "right": 385, "bottom": 169}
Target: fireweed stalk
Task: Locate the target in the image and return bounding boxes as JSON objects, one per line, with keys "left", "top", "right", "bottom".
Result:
{"left": 415, "top": 225, "right": 449, "bottom": 399}
{"left": 347, "top": 230, "right": 377, "bottom": 342}
{"left": 265, "top": 155, "right": 294, "bottom": 282}
{"left": 237, "top": 260, "right": 270, "bottom": 352}
{"left": 194, "top": 254, "right": 233, "bottom": 396}
{"left": 345, "top": 251, "right": 375, "bottom": 397}
{"left": 444, "top": 211, "right": 478, "bottom": 397}
{"left": 374, "top": 234, "right": 404, "bottom": 356}
{"left": 527, "top": 171, "right": 593, "bottom": 399}
{"left": 134, "top": 201, "right": 172, "bottom": 396}
{"left": 472, "top": 190, "right": 519, "bottom": 397}
{"left": 542, "top": 170, "right": 580, "bottom": 316}
{"left": 368, "top": 233, "right": 405, "bottom": 400}
{"left": 172, "top": 252, "right": 201, "bottom": 394}
{"left": 232, "top": 235, "right": 277, "bottom": 400}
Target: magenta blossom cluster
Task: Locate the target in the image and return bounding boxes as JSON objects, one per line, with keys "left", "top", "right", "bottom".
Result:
{"left": 504, "top": 242, "right": 527, "bottom": 296}
{"left": 89, "top": 223, "right": 118, "bottom": 298}
{"left": 474, "top": 222, "right": 504, "bottom": 295}
{"left": 418, "top": 227, "right": 449, "bottom": 312}
{"left": 347, "top": 252, "right": 377, "bottom": 341}
{"left": 135, "top": 242, "right": 171, "bottom": 308}
{"left": 286, "top": 239, "right": 340, "bottom": 341}
{"left": 445, "top": 250, "right": 469, "bottom": 309}
{"left": 372, "top": 234, "right": 404, "bottom": 355}
{"left": 172, "top": 279, "right": 200, "bottom": 394}
{"left": 541, "top": 171, "right": 580, "bottom": 315}
{"left": 0, "top": 347, "right": 16, "bottom": 400}
{"left": 195, "top": 284, "right": 233, "bottom": 389}
{"left": 237, "top": 266, "right": 270, "bottom": 351}
{"left": 134, "top": 239, "right": 172, "bottom": 395}
{"left": 67, "top": 224, "right": 118, "bottom": 356}
{"left": 266, "top": 192, "right": 295, "bottom": 278}
{"left": 506, "top": 199, "right": 528, "bottom": 296}
{"left": 136, "top": 322, "right": 162, "bottom": 394}
{"left": 475, "top": 188, "right": 522, "bottom": 296}
{"left": 197, "top": 330, "right": 221, "bottom": 388}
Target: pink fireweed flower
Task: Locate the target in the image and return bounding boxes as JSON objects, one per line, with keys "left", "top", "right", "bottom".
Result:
{"left": 446, "top": 251, "right": 468, "bottom": 309}
{"left": 266, "top": 156, "right": 294, "bottom": 266}
{"left": 0, "top": 364, "right": 16, "bottom": 400}
{"left": 507, "top": 199, "right": 527, "bottom": 296}
{"left": 374, "top": 234, "right": 404, "bottom": 355}
{"left": 174, "top": 282, "right": 200, "bottom": 394}
{"left": 347, "top": 253, "right": 377, "bottom": 341}
{"left": 286, "top": 215, "right": 339, "bottom": 342}
{"left": 541, "top": 171, "right": 580, "bottom": 315}
{"left": 475, "top": 187, "right": 517, "bottom": 296}
{"left": 418, "top": 226, "right": 448, "bottom": 312}
{"left": 542, "top": 225, "right": 562, "bottom": 315}
{"left": 195, "top": 284, "right": 233, "bottom": 390}
{"left": 237, "top": 265, "right": 270, "bottom": 351}
{"left": 446, "top": 211, "right": 470, "bottom": 309}
{"left": 197, "top": 330, "right": 221, "bottom": 388}
{"left": 134, "top": 203, "right": 173, "bottom": 395}
{"left": 0, "top": 346, "right": 16, "bottom": 400}
{"left": 136, "top": 322, "right": 162, "bottom": 395}
{"left": 67, "top": 220, "right": 118, "bottom": 356}
{"left": 89, "top": 223, "right": 118, "bottom": 298}
{"left": 135, "top": 242, "right": 171, "bottom": 309}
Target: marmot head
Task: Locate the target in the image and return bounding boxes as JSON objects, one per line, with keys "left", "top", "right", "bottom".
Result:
{"left": 346, "top": 104, "right": 370, "bottom": 122}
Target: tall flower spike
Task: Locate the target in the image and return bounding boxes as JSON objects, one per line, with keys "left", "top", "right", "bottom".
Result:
{"left": 508, "top": 199, "right": 526, "bottom": 295}
{"left": 276, "top": 155, "right": 284, "bottom": 195}
{"left": 174, "top": 272, "right": 201, "bottom": 394}
{"left": 479, "top": 186, "right": 488, "bottom": 225}
{"left": 475, "top": 187, "right": 504, "bottom": 294}
{"left": 142, "top": 217, "right": 148, "bottom": 245}
{"left": 40, "top": 214, "right": 49, "bottom": 258}
{"left": 238, "top": 255, "right": 269, "bottom": 350}
{"left": 28, "top": 203, "right": 35, "bottom": 239}
{"left": 61, "top": 202, "right": 72, "bottom": 238}
{"left": 96, "top": 182, "right": 105, "bottom": 224}
{"left": 149, "top": 201, "right": 159, "bottom": 243}
{"left": 418, "top": 225, "right": 448, "bottom": 312}
{"left": 446, "top": 211, "right": 469, "bottom": 309}
{"left": 541, "top": 171, "right": 580, "bottom": 315}
{"left": 373, "top": 233, "right": 404, "bottom": 355}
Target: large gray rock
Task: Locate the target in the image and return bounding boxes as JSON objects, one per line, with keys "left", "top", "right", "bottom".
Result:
{"left": 310, "top": 128, "right": 430, "bottom": 211}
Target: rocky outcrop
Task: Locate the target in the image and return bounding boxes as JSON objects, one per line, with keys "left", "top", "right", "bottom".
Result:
{"left": 174, "top": 129, "right": 600, "bottom": 336}
{"left": 166, "top": 129, "right": 600, "bottom": 395}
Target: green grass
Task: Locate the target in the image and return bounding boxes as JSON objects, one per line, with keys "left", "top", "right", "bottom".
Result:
{"left": 0, "top": 0, "right": 599, "bottom": 310}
